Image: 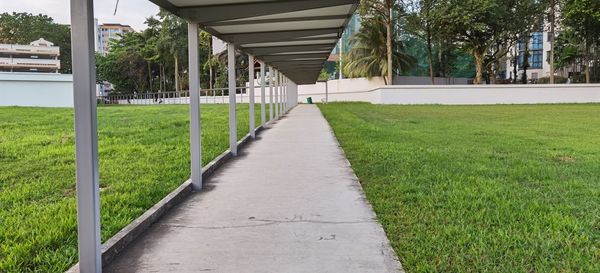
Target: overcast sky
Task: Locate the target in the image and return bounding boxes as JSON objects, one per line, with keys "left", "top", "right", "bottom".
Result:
{"left": 0, "top": 0, "right": 159, "bottom": 31}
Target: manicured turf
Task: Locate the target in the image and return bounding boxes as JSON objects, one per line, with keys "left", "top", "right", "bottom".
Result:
{"left": 318, "top": 103, "right": 600, "bottom": 273}
{"left": 0, "top": 104, "right": 265, "bottom": 272}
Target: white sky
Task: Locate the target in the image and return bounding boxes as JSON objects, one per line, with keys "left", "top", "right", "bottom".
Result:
{"left": 0, "top": 0, "right": 159, "bottom": 31}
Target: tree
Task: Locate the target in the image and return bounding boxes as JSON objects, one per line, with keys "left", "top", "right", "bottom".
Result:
{"left": 358, "top": 0, "right": 400, "bottom": 85}
{"left": 439, "top": 0, "right": 541, "bottom": 84}
{"left": 97, "top": 32, "right": 150, "bottom": 93}
{"left": 154, "top": 11, "right": 188, "bottom": 91}
{"left": 344, "top": 20, "right": 416, "bottom": 84}
{"left": 543, "top": 0, "right": 564, "bottom": 83}
{"left": 562, "top": 0, "right": 600, "bottom": 83}
{"left": 405, "top": 0, "right": 443, "bottom": 84}
{"left": 0, "top": 12, "right": 72, "bottom": 73}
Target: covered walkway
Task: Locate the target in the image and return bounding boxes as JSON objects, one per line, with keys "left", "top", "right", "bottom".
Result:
{"left": 104, "top": 105, "right": 401, "bottom": 273}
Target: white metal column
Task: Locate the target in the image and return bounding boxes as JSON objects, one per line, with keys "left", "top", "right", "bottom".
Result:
{"left": 188, "top": 22, "right": 202, "bottom": 190}
{"left": 248, "top": 55, "right": 255, "bottom": 138}
{"left": 260, "top": 61, "right": 266, "bottom": 125}
{"left": 274, "top": 70, "right": 279, "bottom": 118}
{"left": 278, "top": 72, "right": 283, "bottom": 115}
{"left": 228, "top": 43, "right": 237, "bottom": 156}
{"left": 71, "top": 0, "right": 101, "bottom": 272}
{"left": 269, "top": 66, "right": 274, "bottom": 121}
{"left": 284, "top": 77, "right": 288, "bottom": 112}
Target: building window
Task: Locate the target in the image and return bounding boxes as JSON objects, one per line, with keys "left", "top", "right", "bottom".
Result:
{"left": 531, "top": 32, "right": 543, "bottom": 50}
{"left": 517, "top": 32, "right": 544, "bottom": 69}
{"left": 530, "top": 51, "right": 542, "bottom": 69}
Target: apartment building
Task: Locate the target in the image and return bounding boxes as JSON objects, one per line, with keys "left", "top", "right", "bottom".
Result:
{"left": 0, "top": 38, "right": 60, "bottom": 73}
{"left": 503, "top": 30, "right": 553, "bottom": 81}
{"left": 97, "top": 23, "right": 135, "bottom": 55}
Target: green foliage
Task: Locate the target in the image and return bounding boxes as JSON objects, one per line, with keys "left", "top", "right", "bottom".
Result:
{"left": 345, "top": 19, "right": 416, "bottom": 83}
{"left": 215, "top": 48, "right": 250, "bottom": 89}
{"left": 97, "top": 33, "right": 150, "bottom": 93}
{"left": 0, "top": 104, "right": 263, "bottom": 272}
{"left": 402, "top": 35, "right": 476, "bottom": 78}
{"left": 561, "top": 0, "right": 600, "bottom": 82}
{"left": 0, "top": 12, "right": 72, "bottom": 73}
{"left": 97, "top": 10, "right": 215, "bottom": 93}
{"left": 320, "top": 102, "right": 600, "bottom": 273}
{"left": 318, "top": 69, "right": 332, "bottom": 81}
{"left": 536, "top": 76, "right": 569, "bottom": 83}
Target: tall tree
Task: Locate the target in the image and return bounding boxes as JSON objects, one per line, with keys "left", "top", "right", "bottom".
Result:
{"left": 544, "top": 0, "right": 562, "bottom": 83}
{"left": 153, "top": 11, "right": 188, "bottom": 91}
{"left": 440, "top": 0, "right": 539, "bottom": 84}
{"left": 344, "top": 20, "right": 416, "bottom": 84}
{"left": 562, "top": 0, "right": 600, "bottom": 83}
{"left": 405, "top": 0, "right": 442, "bottom": 84}
{"left": 358, "top": 0, "right": 400, "bottom": 85}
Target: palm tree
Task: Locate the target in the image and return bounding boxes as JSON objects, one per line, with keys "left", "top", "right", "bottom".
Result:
{"left": 344, "top": 19, "right": 415, "bottom": 84}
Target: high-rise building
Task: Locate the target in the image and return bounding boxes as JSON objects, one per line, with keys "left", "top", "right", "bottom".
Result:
{"left": 0, "top": 38, "right": 60, "bottom": 73}
{"left": 96, "top": 23, "right": 135, "bottom": 55}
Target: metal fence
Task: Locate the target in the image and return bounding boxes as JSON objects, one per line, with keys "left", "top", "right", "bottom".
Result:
{"left": 98, "top": 87, "right": 259, "bottom": 105}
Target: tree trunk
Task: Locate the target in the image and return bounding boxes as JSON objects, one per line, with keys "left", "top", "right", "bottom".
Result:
{"left": 386, "top": 9, "right": 393, "bottom": 86}
{"left": 209, "top": 38, "right": 214, "bottom": 90}
{"left": 522, "top": 35, "right": 530, "bottom": 84}
{"left": 147, "top": 62, "right": 153, "bottom": 92}
{"left": 385, "top": 3, "right": 394, "bottom": 85}
{"left": 161, "top": 65, "right": 165, "bottom": 92}
{"left": 426, "top": 30, "right": 435, "bottom": 85}
{"left": 513, "top": 41, "right": 518, "bottom": 84}
{"left": 585, "top": 42, "right": 591, "bottom": 84}
{"left": 474, "top": 51, "right": 483, "bottom": 84}
{"left": 174, "top": 54, "right": 179, "bottom": 92}
{"left": 549, "top": 0, "right": 555, "bottom": 84}
{"left": 491, "top": 61, "right": 498, "bottom": 84}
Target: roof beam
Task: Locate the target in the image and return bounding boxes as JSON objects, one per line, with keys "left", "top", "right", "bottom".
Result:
{"left": 269, "top": 60, "right": 327, "bottom": 66}
{"left": 205, "top": 15, "right": 349, "bottom": 27}
{"left": 246, "top": 44, "right": 335, "bottom": 56}
{"left": 223, "top": 28, "right": 342, "bottom": 45}
{"left": 261, "top": 53, "right": 329, "bottom": 62}
{"left": 177, "top": 0, "right": 357, "bottom": 24}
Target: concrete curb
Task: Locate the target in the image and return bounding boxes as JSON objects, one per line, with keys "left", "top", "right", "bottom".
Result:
{"left": 66, "top": 122, "right": 273, "bottom": 273}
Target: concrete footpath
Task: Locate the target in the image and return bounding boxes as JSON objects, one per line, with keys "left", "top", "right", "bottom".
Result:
{"left": 105, "top": 104, "right": 402, "bottom": 273}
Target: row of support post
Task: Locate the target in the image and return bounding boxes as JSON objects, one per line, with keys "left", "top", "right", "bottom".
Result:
{"left": 71, "top": 15, "right": 292, "bottom": 272}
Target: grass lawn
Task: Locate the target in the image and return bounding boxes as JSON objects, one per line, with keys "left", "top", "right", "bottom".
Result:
{"left": 0, "top": 104, "right": 264, "bottom": 272}
{"left": 319, "top": 103, "right": 600, "bottom": 273}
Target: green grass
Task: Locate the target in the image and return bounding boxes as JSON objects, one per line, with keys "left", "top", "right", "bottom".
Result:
{"left": 0, "top": 104, "right": 265, "bottom": 272}
{"left": 318, "top": 103, "right": 600, "bottom": 273}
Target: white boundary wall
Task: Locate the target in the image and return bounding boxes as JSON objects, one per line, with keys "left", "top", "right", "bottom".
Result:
{"left": 375, "top": 84, "right": 600, "bottom": 105}
{"left": 0, "top": 73, "right": 74, "bottom": 107}
{"left": 0, "top": 72, "right": 302, "bottom": 108}
{"left": 298, "top": 79, "right": 600, "bottom": 105}
{"left": 298, "top": 77, "right": 384, "bottom": 103}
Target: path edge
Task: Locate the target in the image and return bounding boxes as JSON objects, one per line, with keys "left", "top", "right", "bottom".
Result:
{"left": 66, "top": 124, "right": 269, "bottom": 273}
{"left": 316, "top": 104, "right": 405, "bottom": 273}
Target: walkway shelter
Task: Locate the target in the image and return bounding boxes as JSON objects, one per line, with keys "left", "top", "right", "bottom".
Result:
{"left": 69, "top": 0, "right": 358, "bottom": 272}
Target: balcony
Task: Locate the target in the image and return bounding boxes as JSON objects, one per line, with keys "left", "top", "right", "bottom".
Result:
{"left": 0, "top": 43, "right": 60, "bottom": 56}
{"left": 0, "top": 57, "right": 60, "bottom": 70}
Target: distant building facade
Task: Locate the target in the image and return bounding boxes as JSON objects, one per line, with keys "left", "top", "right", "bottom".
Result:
{"left": 503, "top": 30, "right": 553, "bottom": 81}
{"left": 0, "top": 38, "right": 60, "bottom": 73}
{"left": 96, "top": 23, "right": 134, "bottom": 55}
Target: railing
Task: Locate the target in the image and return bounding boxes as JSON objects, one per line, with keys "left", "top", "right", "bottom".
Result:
{"left": 0, "top": 43, "right": 60, "bottom": 56}
{"left": 0, "top": 57, "right": 60, "bottom": 69}
{"left": 98, "top": 87, "right": 264, "bottom": 105}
